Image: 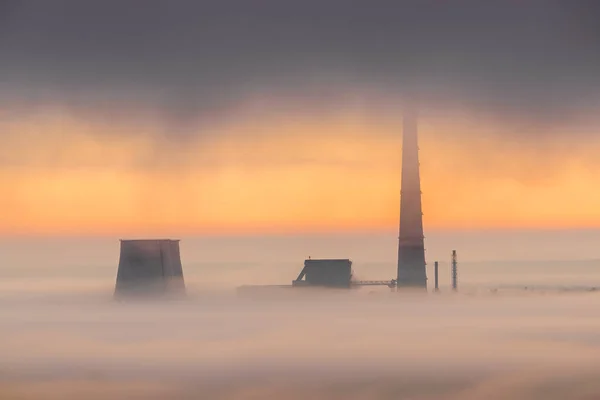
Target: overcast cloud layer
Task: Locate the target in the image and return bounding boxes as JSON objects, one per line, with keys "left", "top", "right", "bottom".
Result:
{"left": 1, "top": 0, "right": 600, "bottom": 129}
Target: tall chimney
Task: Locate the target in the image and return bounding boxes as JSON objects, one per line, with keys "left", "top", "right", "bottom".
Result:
{"left": 397, "top": 103, "right": 427, "bottom": 289}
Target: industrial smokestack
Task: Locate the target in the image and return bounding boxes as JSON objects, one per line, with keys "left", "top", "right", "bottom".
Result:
{"left": 114, "top": 239, "right": 186, "bottom": 299}
{"left": 434, "top": 261, "right": 439, "bottom": 292}
{"left": 397, "top": 101, "right": 428, "bottom": 289}
{"left": 451, "top": 250, "right": 458, "bottom": 291}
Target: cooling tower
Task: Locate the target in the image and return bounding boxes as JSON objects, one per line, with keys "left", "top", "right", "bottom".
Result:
{"left": 114, "top": 239, "right": 186, "bottom": 299}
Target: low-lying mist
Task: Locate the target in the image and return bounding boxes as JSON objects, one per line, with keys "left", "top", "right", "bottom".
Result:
{"left": 2, "top": 284, "right": 600, "bottom": 399}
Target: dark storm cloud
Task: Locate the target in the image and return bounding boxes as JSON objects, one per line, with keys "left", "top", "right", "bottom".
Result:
{"left": 1, "top": 0, "right": 599, "bottom": 129}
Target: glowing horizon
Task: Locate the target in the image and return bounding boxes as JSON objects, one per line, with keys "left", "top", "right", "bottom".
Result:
{"left": 2, "top": 106, "right": 600, "bottom": 236}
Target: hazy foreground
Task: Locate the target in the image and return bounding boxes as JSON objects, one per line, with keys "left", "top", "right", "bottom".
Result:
{"left": 2, "top": 233, "right": 600, "bottom": 399}
{"left": 2, "top": 284, "right": 600, "bottom": 399}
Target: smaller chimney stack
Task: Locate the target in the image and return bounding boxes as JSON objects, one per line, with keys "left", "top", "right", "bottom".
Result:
{"left": 434, "top": 261, "right": 439, "bottom": 292}
{"left": 451, "top": 250, "right": 458, "bottom": 291}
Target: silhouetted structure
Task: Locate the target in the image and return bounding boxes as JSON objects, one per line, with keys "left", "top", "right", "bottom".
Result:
{"left": 434, "top": 261, "right": 439, "bottom": 292}
{"left": 293, "top": 259, "right": 353, "bottom": 288}
{"left": 114, "top": 239, "right": 185, "bottom": 299}
{"left": 397, "top": 105, "right": 428, "bottom": 289}
{"left": 239, "top": 258, "right": 396, "bottom": 293}
{"left": 451, "top": 250, "right": 458, "bottom": 291}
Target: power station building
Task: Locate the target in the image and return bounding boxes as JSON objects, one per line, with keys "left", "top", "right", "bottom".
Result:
{"left": 114, "top": 239, "right": 186, "bottom": 299}
{"left": 292, "top": 259, "right": 353, "bottom": 288}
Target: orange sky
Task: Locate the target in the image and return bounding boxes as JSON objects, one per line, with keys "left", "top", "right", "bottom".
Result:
{"left": 2, "top": 106, "right": 600, "bottom": 236}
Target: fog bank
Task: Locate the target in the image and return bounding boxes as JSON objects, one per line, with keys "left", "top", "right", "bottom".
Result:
{"left": 1, "top": 286, "right": 600, "bottom": 399}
